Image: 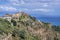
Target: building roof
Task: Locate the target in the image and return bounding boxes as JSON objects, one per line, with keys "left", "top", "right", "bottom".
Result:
{"left": 4, "top": 14, "right": 12, "bottom": 17}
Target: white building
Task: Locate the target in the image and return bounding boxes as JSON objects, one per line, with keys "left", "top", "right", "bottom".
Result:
{"left": 3, "top": 16, "right": 12, "bottom": 22}
{"left": 0, "top": 16, "right": 12, "bottom": 22}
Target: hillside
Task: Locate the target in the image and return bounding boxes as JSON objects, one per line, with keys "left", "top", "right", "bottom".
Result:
{"left": 0, "top": 12, "right": 60, "bottom": 40}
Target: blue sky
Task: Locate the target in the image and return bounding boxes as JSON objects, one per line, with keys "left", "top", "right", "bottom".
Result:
{"left": 0, "top": 0, "right": 60, "bottom": 25}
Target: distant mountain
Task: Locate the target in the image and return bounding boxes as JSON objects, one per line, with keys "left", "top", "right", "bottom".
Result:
{"left": 0, "top": 12, "right": 60, "bottom": 40}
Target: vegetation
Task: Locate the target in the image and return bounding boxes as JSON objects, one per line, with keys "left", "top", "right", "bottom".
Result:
{"left": 0, "top": 12, "right": 60, "bottom": 40}
{"left": 52, "top": 26, "right": 60, "bottom": 33}
{"left": 0, "top": 18, "right": 12, "bottom": 34}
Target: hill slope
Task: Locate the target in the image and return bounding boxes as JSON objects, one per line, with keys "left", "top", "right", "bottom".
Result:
{"left": 0, "top": 12, "right": 60, "bottom": 40}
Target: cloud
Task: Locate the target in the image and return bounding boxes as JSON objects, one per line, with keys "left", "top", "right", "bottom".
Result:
{"left": 20, "top": 0, "right": 25, "bottom": 4}
{"left": 7, "top": 0, "right": 49, "bottom": 8}
{"left": 18, "top": 8, "right": 29, "bottom": 12}
{"left": 18, "top": 8, "right": 54, "bottom": 13}
{"left": 32, "top": 8, "right": 54, "bottom": 12}
{"left": 0, "top": 0, "right": 58, "bottom": 13}
{"left": 0, "top": 5, "right": 17, "bottom": 12}
{"left": 9, "top": 0, "right": 19, "bottom": 3}
{"left": 0, "top": 0, "right": 60, "bottom": 17}
{"left": 8, "top": 0, "right": 25, "bottom": 6}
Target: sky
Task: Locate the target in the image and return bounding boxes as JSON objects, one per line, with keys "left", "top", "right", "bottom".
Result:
{"left": 0, "top": 0, "right": 60, "bottom": 26}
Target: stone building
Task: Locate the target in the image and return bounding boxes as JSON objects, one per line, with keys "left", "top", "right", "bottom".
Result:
{"left": 12, "top": 12, "right": 22, "bottom": 21}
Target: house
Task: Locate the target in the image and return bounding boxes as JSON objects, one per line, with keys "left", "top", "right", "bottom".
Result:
{"left": 0, "top": 16, "right": 12, "bottom": 22}
{"left": 2, "top": 16, "right": 12, "bottom": 22}
{"left": 0, "top": 14, "right": 12, "bottom": 22}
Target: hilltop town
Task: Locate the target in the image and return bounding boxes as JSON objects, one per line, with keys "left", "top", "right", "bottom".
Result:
{"left": 0, "top": 12, "right": 28, "bottom": 22}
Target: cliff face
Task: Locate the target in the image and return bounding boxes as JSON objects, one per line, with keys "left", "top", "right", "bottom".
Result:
{"left": 0, "top": 12, "right": 60, "bottom": 40}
